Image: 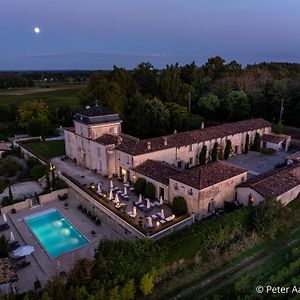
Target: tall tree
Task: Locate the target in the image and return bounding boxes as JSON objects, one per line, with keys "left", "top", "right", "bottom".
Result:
{"left": 211, "top": 142, "right": 219, "bottom": 162}
{"left": 224, "top": 139, "right": 232, "bottom": 160}
{"left": 199, "top": 145, "right": 207, "bottom": 165}
{"left": 245, "top": 134, "right": 250, "bottom": 154}
{"left": 198, "top": 94, "right": 220, "bottom": 117}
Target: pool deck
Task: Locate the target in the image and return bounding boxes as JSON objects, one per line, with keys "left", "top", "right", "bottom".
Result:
{"left": 3, "top": 196, "right": 122, "bottom": 293}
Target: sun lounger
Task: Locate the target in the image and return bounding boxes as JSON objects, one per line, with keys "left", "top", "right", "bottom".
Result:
{"left": 130, "top": 187, "right": 135, "bottom": 191}
{"left": 160, "top": 219, "right": 167, "bottom": 224}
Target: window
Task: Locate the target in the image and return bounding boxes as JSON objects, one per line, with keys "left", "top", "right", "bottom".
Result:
{"left": 189, "top": 157, "right": 193, "bottom": 165}
{"left": 208, "top": 200, "right": 215, "bottom": 213}
{"left": 127, "top": 156, "right": 130, "bottom": 164}
{"left": 189, "top": 144, "right": 193, "bottom": 152}
{"left": 188, "top": 188, "right": 193, "bottom": 196}
{"left": 97, "top": 148, "right": 101, "bottom": 157}
{"left": 263, "top": 141, "right": 267, "bottom": 148}
{"left": 173, "top": 182, "right": 178, "bottom": 190}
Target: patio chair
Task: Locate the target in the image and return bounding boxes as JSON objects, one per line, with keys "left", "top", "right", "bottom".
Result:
{"left": 95, "top": 219, "right": 101, "bottom": 226}
{"left": 11, "top": 208, "right": 16, "bottom": 214}
{"left": 77, "top": 204, "right": 83, "bottom": 210}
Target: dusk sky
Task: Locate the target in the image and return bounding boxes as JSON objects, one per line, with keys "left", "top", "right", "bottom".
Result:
{"left": 1, "top": 0, "right": 299, "bottom": 70}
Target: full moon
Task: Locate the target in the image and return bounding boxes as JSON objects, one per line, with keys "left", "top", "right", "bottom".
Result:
{"left": 34, "top": 27, "right": 40, "bottom": 34}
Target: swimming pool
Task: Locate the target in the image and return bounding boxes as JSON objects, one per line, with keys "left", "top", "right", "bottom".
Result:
{"left": 25, "top": 209, "right": 89, "bottom": 257}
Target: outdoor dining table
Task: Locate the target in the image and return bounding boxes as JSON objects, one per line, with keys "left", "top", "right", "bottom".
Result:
{"left": 165, "top": 216, "right": 174, "bottom": 222}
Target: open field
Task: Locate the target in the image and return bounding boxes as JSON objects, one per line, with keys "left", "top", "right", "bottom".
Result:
{"left": 24, "top": 140, "right": 65, "bottom": 159}
{"left": 0, "top": 85, "right": 84, "bottom": 111}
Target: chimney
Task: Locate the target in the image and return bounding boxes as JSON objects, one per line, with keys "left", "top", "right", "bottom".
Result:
{"left": 174, "top": 129, "right": 177, "bottom": 135}
{"left": 201, "top": 121, "right": 205, "bottom": 129}
{"left": 85, "top": 105, "right": 90, "bottom": 109}
{"left": 163, "top": 137, "right": 168, "bottom": 146}
{"left": 147, "top": 141, "right": 151, "bottom": 150}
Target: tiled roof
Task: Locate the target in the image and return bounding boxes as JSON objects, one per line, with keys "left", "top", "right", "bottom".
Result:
{"left": 0, "top": 143, "right": 11, "bottom": 151}
{"left": 261, "top": 134, "right": 285, "bottom": 144}
{"left": 0, "top": 258, "right": 18, "bottom": 284}
{"left": 95, "top": 134, "right": 119, "bottom": 146}
{"left": 238, "top": 162, "right": 300, "bottom": 198}
{"left": 133, "top": 159, "right": 182, "bottom": 185}
{"left": 171, "top": 161, "right": 247, "bottom": 190}
{"left": 117, "top": 118, "right": 271, "bottom": 156}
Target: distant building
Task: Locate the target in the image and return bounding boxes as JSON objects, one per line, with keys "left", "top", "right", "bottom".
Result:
{"left": 261, "top": 133, "right": 291, "bottom": 152}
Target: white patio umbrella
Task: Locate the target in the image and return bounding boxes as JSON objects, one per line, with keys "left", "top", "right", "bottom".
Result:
{"left": 13, "top": 245, "right": 34, "bottom": 257}
{"left": 133, "top": 206, "right": 137, "bottom": 215}
{"left": 159, "top": 195, "right": 164, "bottom": 206}
{"left": 123, "top": 186, "right": 128, "bottom": 195}
{"left": 115, "top": 194, "right": 120, "bottom": 205}
{"left": 138, "top": 194, "right": 142, "bottom": 204}
{"left": 160, "top": 208, "right": 165, "bottom": 220}
{"left": 97, "top": 183, "right": 102, "bottom": 195}
{"left": 109, "top": 189, "right": 113, "bottom": 200}
{"left": 10, "top": 231, "right": 15, "bottom": 242}
{"left": 123, "top": 172, "right": 127, "bottom": 183}
{"left": 146, "top": 199, "right": 150, "bottom": 209}
{"left": 3, "top": 213, "right": 7, "bottom": 223}
{"left": 147, "top": 217, "right": 153, "bottom": 227}
{"left": 110, "top": 180, "right": 114, "bottom": 190}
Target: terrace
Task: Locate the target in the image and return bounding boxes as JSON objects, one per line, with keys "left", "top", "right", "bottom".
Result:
{"left": 51, "top": 157, "right": 191, "bottom": 237}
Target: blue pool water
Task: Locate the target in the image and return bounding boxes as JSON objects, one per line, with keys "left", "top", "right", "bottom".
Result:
{"left": 25, "top": 210, "right": 88, "bottom": 257}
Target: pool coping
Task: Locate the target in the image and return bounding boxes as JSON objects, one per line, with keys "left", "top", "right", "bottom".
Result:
{"left": 23, "top": 208, "right": 91, "bottom": 259}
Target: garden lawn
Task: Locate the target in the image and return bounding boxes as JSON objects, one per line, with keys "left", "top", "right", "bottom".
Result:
{"left": 25, "top": 140, "right": 65, "bottom": 159}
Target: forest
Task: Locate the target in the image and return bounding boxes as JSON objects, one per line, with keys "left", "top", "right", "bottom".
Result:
{"left": 1, "top": 58, "right": 300, "bottom": 139}
{"left": 80, "top": 58, "right": 300, "bottom": 138}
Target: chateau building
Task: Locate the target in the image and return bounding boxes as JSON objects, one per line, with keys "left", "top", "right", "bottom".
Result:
{"left": 65, "top": 105, "right": 291, "bottom": 218}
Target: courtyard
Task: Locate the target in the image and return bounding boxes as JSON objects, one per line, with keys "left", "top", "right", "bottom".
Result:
{"left": 227, "top": 150, "right": 288, "bottom": 175}
{"left": 1, "top": 195, "right": 121, "bottom": 293}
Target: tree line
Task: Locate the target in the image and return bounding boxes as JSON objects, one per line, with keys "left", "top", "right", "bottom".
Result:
{"left": 80, "top": 59, "right": 300, "bottom": 138}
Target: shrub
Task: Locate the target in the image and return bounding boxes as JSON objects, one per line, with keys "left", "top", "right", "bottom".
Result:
{"left": 0, "top": 157, "right": 22, "bottom": 177}
{"left": 0, "top": 235, "right": 8, "bottom": 258}
{"left": 260, "top": 147, "right": 275, "bottom": 155}
{"left": 145, "top": 182, "right": 156, "bottom": 200}
{"left": 273, "top": 122, "right": 284, "bottom": 134}
{"left": 134, "top": 178, "right": 146, "bottom": 195}
{"left": 172, "top": 196, "right": 187, "bottom": 216}
{"left": 29, "top": 164, "right": 47, "bottom": 179}
{"left": 27, "top": 157, "right": 40, "bottom": 168}
{"left": 251, "top": 198, "right": 282, "bottom": 237}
